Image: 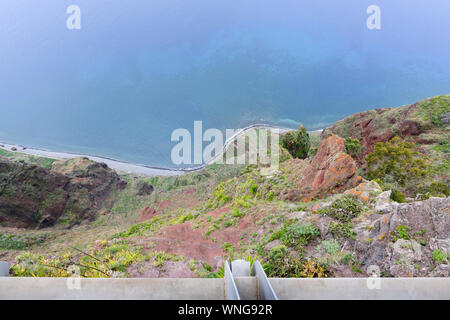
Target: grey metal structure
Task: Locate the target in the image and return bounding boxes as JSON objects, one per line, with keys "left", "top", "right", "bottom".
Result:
{"left": 0, "top": 261, "right": 10, "bottom": 277}
{"left": 253, "top": 261, "right": 278, "bottom": 300}
{"left": 224, "top": 261, "right": 241, "bottom": 300}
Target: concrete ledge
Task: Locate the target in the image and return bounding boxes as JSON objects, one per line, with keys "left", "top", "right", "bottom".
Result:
{"left": 0, "top": 277, "right": 448, "bottom": 300}
{"left": 270, "top": 278, "right": 450, "bottom": 300}
{"left": 0, "top": 278, "right": 225, "bottom": 300}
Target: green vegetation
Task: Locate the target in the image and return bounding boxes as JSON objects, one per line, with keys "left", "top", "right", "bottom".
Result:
{"left": 393, "top": 225, "right": 411, "bottom": 241}
{"left": 0, "top": 232, "right": 50, "bottom": 250}
{"left": 150, "top": 251, "right": 183, "bottom": 269}
{"left": 416, "top": 182, "right": 450, "bottom": 200}
{"left": 221, "top": 242, "right": 235, "bottom": 254}
{"left": 320, "top": 195, "right": 364, "bottom": 222}
{"left": 432, "top": 138, "right": 449, "bottom": 154}
{"left": 328, "top": 221, "right": 356, "bottom": 240}
{"left": 10, "top": 239, "right": 148, "bottom": 277}
{"left": 112, "top": 220, "right": 158, "bottom": 238}
{"left": 263, "top": 245, "right": 329, "bottom": 278}
{"left": 263, "top": 245, "right": 303, "bottom": 277}
{"left": 270, "top": 221, "right": 320, "bottom": 250}
{"left": 366, "top": 137, "right": 432, "bottom": 195}
{"left": 0, "top": 149, "right": 56, "bottom": 169}
{"left": 432, "top": 249, "right": 449, "bottom": 264}
{"left": 390, "top": 189, "right": 406, "bottom": 203}
{"left": 308, "top": 132, "right": 321, "bottom": 157}
{"left": 344, "top": 137, "right": 361, "bottom": 156}
{"left": 281, "top": 126, "right": 310, "bottom": 159}
{"left": 316, "top": 239, "right": 340, "bottom": 255}
{"left": 416, "top": 95, "right": 450, "bottom": 127}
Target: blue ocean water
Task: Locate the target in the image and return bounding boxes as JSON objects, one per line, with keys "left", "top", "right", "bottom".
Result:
{"left": 0, "top": 0, "right": 449, "bottom": 168}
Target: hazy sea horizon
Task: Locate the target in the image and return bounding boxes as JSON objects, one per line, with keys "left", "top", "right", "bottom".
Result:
{"left": 1, "top": 1, "right": 449, "bottom": 168}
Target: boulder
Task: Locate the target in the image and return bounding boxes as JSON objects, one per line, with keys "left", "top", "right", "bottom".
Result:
{"left": 429, "top": 264, "right": 450, "bottom": 277}
{"left": 344, "top": 180, "right": 382, "bottom": 202}
{"left": 389, "top": 197, "right": 450, "bottom": 238}
{"left": 389, "top": 239, "right": 423, "bottom": 277}
{"left": 354, "top": 196, "right": 450, "bottom": 277}
{"left": 297, "top": 134, "right": 361, "bottom": 201}
{"left": 375, "top": 190, "right": 397, "bottom": 214}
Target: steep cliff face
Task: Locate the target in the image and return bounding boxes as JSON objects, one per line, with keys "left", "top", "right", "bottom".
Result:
{"left": 0, "top": 157, "right": 126, "bottom": 228}
{"left": 0, "top": 159, "right": 70, "bottom": 228}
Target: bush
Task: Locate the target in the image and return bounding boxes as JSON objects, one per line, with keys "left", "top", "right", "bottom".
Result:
{"left": 317, "top": 239, "right": 340, "bottom": 255}
{"left": 366, "top": 137, "right": 432, "bottom": 192}
{"left": 328, "top": 221, "right": 356, "bottom": 240}
{"left": 263, "top": 245, "right": 302, "bottom": 277}
{"left": 299, "top": 259, "right": 330, "bottom": 278}
{"left": 390, "top": 189, "right": 406, "bottom": 203}
{"left": 417, "top": 182, "right": 450, "bottom": 199}
{"left": 322, "top": 195, "right": 364, "bottom": 222}
{"left": 271, "top": 222, "right": 320, "bottom": 249}
{"left": 393, "top": 225, "right": 410, "bottom": 241}
{"left": 281, "top": 126, "right": 310, "bottom": 159}
{"left": 432, "top": 249, "right": 449, "bottom": 264}
{"left": 345, "top": 137, "right": 361, "bottom": 156}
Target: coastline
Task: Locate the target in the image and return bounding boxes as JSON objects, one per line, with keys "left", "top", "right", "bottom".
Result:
{"left": 0, "top": 124, "right": 322, "bottom": 176}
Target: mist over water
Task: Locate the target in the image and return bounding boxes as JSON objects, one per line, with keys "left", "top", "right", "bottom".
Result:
{"left": 0, "top": 0, "right": 449, "bottom": 167}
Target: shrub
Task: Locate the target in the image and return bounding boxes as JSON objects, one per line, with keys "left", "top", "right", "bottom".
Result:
{"left": 393, "top": 225, "right": 410, "bottom": 241}
{"left": 317, "top": 239, "right": 340, "bottom": 255}
{"left": 345, "top": 137, "right": 361, "bottom": 156}
{"left": 329, "top": 221, "right": 356, "bottom": 240}
{"left": 299, "top": 259, "right": 329, "bottom": 278}
{"left": 417, "top": 182, "right": 450, "bottom": 199}
{"left": 221, "top": 242, "right": 235, "bottom": 254}
{"left": 366, "top": 137, "right": 432, "bottom": 192}
{"left": 281, "top": 126, "right": 310, "bottom": 159}
{"left": 390, "top": 189, "right": 406, "bottom": 203}
{"left": 274, "top": 222, "right": 320, "bottom": 249}
{"left": 263, "top": 245, "right": 302, "bottom": 277}
{"left": 249, "top": 183, "right": 258, "bottom": 196}
{"left": 432, "top": 249, "right": 449, "bottom": 264}
{"left": 230, "top": 208, "right": 244, "bottom": 218}
{"left": 322, "top": 195, "right": 364, "bottom": 222}
{"left": 265, "top": 190, "right": 275, "bottom": 201}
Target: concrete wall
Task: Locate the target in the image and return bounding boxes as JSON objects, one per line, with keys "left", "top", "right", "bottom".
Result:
{"left": 0, "top": 277, "right": 448, "bottom": 300}
{"left": 269, "top": 278, "right": 450, "bottom": 300}
{"left": 0, "top": 278, "right": 225, "bottom": 300}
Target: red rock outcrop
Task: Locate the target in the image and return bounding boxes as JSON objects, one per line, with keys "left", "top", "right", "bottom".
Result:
{"left": 297, "top": 134, "right": 361, "bottom": 201}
